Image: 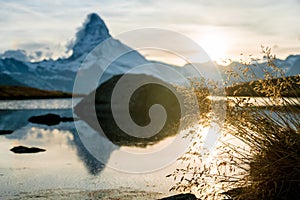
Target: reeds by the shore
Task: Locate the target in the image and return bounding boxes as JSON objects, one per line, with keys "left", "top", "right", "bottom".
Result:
{"left": 168, "top": 47, "right": 300, "bottom": 199}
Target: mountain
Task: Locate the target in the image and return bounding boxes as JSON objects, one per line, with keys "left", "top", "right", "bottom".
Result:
{"left": 0, "top": 13, "right": 166, "bottom": 92}
{"left": 0, "top": 13, "right": 121, "bottom": 91}
{"left": 215, "top": 55, "right": 300, "bottom": 86}
{"left": 0, "top": 73, "right": 25, "bottom": 86}
{"left": 69, "top": 13, "right": 110, "bottom": 59}
{"left": 0, "top": 13, "right": 299, "bottom": 92}
{"left": 0, "top": 50, "right": 30, "bottom": 62}
{"left": 285, "top": 55, "right": 300, "bottom": 76}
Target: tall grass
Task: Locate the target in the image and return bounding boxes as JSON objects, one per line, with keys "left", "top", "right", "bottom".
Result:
{"left": 168, "top": 47, "right": 300, "bottom": 199}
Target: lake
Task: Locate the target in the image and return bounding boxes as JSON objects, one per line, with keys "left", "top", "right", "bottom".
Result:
{"left": 0, "top": 98, "right": 185, "bottom": 199}
{"left": 2, "top": 97, "right": 295, "bottom": 199}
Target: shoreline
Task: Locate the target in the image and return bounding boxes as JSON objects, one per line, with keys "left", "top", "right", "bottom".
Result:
{"left": 0, "top": 85, "right": 84, "bottom": 100}
{"left": 7, "top": 188, "right": 168, "bottom": 200}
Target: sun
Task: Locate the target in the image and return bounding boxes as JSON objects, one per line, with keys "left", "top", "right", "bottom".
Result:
{"left": 196, "top": 31, "right": 229, "bottom": 64}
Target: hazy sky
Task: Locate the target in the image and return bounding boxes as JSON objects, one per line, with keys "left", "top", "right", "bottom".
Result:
{"left": 1, "top": 0, "right": 300, "bottom": 64}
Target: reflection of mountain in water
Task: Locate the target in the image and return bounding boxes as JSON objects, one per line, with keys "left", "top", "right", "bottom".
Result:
{"left": 0, "top": 90, "right": 187, "bottom": 176}
{"left": 1, "top": 108, "right": 105, "bottom": 175}
{"left": 75, "top": 74, "right": 183, "bottom": 147}
{"left": 68, "top": 123, "right": 106, "bottom": 175}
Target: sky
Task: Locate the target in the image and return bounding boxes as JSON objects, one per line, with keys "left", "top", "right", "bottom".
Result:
{"left": 1, "top": 0, "right": 300, "bottom": 65}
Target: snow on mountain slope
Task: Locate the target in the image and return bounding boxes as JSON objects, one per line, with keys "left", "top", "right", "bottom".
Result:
{"left": 0, "top": 13, "right": 165, "bottom": 92}
{"left": 70, "top": 13, "right": 111, "bottom": 59}
{"left": 29, "top": 13, "right": 112, "bottom": 72}
{"left": 0, "top": 13, "right": 119, "bottom": 91}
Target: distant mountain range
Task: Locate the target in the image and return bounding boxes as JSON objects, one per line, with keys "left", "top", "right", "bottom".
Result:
{"left": 0, "top": 13, "right": 299, "bottom": 92}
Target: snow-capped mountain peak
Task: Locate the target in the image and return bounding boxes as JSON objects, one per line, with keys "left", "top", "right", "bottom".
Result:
{"left": 70, "top": 13, "right": 111, "bottom": 59}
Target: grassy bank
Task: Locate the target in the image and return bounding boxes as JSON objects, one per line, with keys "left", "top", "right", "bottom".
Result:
{"left": 0, "top": 85, "right": 74, "bottom": 100}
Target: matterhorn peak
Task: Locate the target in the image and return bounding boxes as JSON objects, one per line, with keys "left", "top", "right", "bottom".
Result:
{"left": 70, "top": 13, "right": 111, "bottom": 58}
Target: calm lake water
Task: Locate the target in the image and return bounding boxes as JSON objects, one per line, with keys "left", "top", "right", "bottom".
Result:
{"left": 0, "top": 99, "right": 181, "bottom": 199}
{"left": 1, "top": 97, "right": 296, "bottom": 199}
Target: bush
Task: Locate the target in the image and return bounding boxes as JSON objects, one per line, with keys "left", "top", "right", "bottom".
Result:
{"left": 168, "top": 47, "right": 300, "bottom": 199}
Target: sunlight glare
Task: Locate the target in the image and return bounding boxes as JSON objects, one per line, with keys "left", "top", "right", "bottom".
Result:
{"left": 197, "top": 31, "right": 230, "bottom": 64}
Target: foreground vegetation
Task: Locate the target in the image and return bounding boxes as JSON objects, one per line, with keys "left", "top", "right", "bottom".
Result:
{"left": 226, "top": 75, "right": 300, "bottom": 97}
{"left": 168, "top": 47, "right": 300, "bottom": 199}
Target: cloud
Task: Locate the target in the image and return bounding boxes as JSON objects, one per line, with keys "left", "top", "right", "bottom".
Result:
{"left": 0, "top": 0, "right": 299, "bottom": 61}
